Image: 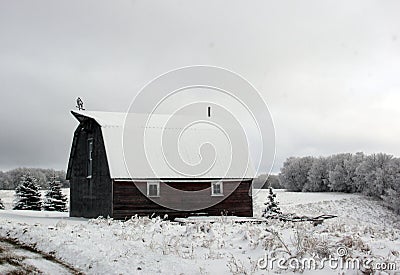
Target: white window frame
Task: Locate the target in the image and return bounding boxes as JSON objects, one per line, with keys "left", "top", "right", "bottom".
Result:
{"left": 211, "top": 181, "right": 224, "bottom": 196}
{"left": 87, "top": 138, "right": 93, "bottom": 179}
{"left": 147, "top": 181, "right": 160, "bottom": 197}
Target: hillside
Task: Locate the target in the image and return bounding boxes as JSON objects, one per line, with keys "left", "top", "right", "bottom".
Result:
{"left": 0, "top": 189, "right": 399, "bottom": 274}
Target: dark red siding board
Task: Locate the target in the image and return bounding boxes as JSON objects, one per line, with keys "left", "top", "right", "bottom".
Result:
{"left": 112, "top": 180, "right": 253, "bottom": 219}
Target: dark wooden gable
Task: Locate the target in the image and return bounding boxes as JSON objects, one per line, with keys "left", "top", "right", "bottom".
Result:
{"left": 67, "top": 115, "right": 113, "bottom": 218}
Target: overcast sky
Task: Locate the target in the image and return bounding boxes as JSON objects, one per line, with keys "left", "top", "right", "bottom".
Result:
{"left": 1, "top": 0, "right": 400, "bottom": 173}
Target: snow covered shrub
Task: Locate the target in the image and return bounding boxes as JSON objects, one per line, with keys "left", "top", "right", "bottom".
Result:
{"left": 13, "top": 174, "right": 42, "bottom": 210}
{"left": 262, "top": 187, "right": 282, "bottom": 219}
{"left": 226, "top": 254, "right": 257, "bottom": 275}
{"left": 43, "top": 177, "right": 67, "bottom": 211}
{"left": 292, "top": 225, "right": 331, "bottom": 258}
{"left": 0, "top": 197, "right": 4, "bottom": 209}
{"left": 338, "top": 235, "right": 370, "bottom": 253}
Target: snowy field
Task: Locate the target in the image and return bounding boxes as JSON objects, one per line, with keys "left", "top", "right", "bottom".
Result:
{"left": 0, "top": 189, "right": 399, "bottom": 274}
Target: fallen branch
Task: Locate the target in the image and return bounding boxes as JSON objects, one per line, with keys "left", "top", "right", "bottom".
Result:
{"left": 278, "top": 214, "right": 337, "bottom": 225}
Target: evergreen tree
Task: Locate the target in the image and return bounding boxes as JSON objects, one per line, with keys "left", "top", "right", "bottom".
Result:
{"left": 13, "top": 174, "right": 42, "bottom": 210}
{"left": 0, "top": 197, "right": 4, "bottom": 210}
{"left": 262, "top": 187, "right": 282, "bottom": 219}
{"left": 43, "top": 177, "right": 67, "bottom": 211}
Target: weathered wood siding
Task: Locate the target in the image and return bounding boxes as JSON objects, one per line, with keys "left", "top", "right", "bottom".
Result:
{"left": 113, "top": 180, "right": 253, "bottom": 219}
{"left": 68, "top": 119, "right": 112, "bottom": 218}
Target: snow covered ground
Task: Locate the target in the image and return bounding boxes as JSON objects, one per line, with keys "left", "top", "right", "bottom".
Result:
{"left": 0, "top": 239, "right": 78, "bottom": 274}
{"left": 0, "top": 189, "right": 399, "bottom": 274}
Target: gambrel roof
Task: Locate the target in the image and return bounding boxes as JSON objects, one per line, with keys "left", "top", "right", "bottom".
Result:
{"left": 69, "top": 110, "right": 255, "bottom": 180}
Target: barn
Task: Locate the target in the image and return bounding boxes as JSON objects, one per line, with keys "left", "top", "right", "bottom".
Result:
{"left": 66, "top": 110, "right": 255, "bottom": 219}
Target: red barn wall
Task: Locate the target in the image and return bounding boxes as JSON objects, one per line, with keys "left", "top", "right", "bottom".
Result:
{"left": 112, "top": 180, "right": 253, "bottom": 219}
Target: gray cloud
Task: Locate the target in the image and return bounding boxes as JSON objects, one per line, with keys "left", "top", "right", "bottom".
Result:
{"left": 0, "top": 0, "right": 400, "bottom": 173}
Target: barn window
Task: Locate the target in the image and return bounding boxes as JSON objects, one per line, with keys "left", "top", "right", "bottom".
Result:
{"left": 87, "top": 138, "right": 93, "bottom": 178}
{"left": 147, "top": 182, "right": 160, "bottom": 197}
{"left": 211, "top": 181, "right": 223, "bottom": 196}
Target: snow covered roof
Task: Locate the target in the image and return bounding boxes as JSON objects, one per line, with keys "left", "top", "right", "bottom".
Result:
{"left": 71, "top": 110, "right": 255, "bottom": 180}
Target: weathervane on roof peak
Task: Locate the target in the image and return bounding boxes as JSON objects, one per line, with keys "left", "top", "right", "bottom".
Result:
{"left": 76, "top": 97, "right": 85, "bottom": 111}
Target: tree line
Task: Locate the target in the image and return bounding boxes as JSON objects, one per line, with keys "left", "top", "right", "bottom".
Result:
{"left": 0, "top": 168, "right": 68, "bottom": 190}
{"left": 254, "top": 174, "right": 283, "bottom": 189}
{"left": 278, "top": 152, "right": 400, "bottom": 214}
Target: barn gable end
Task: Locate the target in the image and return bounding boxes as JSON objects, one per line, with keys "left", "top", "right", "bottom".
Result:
{"left": 67, "top": 116, "right": 112, "bottom": 218}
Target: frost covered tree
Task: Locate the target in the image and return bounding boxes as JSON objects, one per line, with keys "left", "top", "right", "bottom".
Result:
{"left": 0, "top": 168, "right": 68, "bottom": 190}
{"left": 379, "top": 157, "right": 400, "bottom": 213}
{"left": 382, "top": 187, "right": 400, "bottom": 214}
{"left": 265, "top": 175, "right": 282, "bottom": 189}
{"left": 305, "top": 157, "right": 329, "bottom": 192}
{"left": 43, "top": 177, "right": 67, "bottom": 211}
{"left": 354, "top": 156, "right": 374, "bottom": 194}
{"left": 262, "top": 187, "right": 282, "bottom": 219}
{"left": 344, "top": 152, "right": 365, "bottom": 193}
{"left": 13, "top": 174, "right": 42, "bottom": 210}
{"left": 329, "top": 164, "right": 348, "bottom": 192}
{"left": 279, "top": 156, "right": 314, "bottom": 191}
{"left": 356, "top": 153, "right": 393, "bottom": 198}
{"left": 279, "top": 152, "right": 400, "bottom": 215}
{"left": 327, "top": 153, "right": 363, "bottom": 193}
{"left": 0, "top": 171, "right": 11, "bottom": 189}
{"left": 327, "top": 154, "right": 349, "bottom": 192}
{"left": 0, "top": 197, "right": 4, "bottom": 210}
